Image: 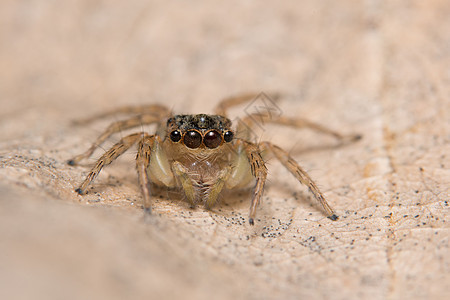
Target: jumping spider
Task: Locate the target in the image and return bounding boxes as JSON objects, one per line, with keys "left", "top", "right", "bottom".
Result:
{"left": 68, "top": 94, "right": 360, "bottom": 225}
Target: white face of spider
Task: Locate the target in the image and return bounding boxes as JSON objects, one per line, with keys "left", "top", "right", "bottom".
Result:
{"left": 165, "top": 114, "right": 235, "bottom": 150}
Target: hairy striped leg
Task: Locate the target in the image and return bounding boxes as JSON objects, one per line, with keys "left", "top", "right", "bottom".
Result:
{"left": 260, "top": 141, "right": 338, "bottom": 220}
{"left": 240, "top": 140, "right": 268, "bottom": 225}
{"left": 237, "top": 113, "right": 361, "bottom": 143}
{"left": 214, "top": 93, "right": 280, "bottom": 117}
{"left": 136, "top": 135, "right": 155, "bottom": 213}
{"left": 73, "top": 104, "right": 170, "bottom": 124}
{"left": 68, "top": 113, "right": 168, "bottom": 165}
{"left": 75, "top": 133, "right": 144, "bottom": 194}
{"left": 214, "top": 93, "right": 261, "bottom": 116}
{"left": 215, "top": 93, "right": 360, "bottom": 143}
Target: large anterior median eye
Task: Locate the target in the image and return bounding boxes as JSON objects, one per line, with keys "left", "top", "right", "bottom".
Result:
{"left": 204, "top": 130, "right": 222, "bottom": 149}
{"left": 184, "top": 130, "right": 202, "bottom": 148}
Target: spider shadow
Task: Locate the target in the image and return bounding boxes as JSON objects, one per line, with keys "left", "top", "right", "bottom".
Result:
{"left": 217, "top": 188, "right": 254, "bottom": 209}
{"left": 151, "top": 184, "right": 254, "bottom": 215}
{"left": 265, "top": 180, "right": 326, "bottom": 218}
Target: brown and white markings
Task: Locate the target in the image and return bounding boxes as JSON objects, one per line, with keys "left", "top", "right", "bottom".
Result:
{"left": 68, "top": 94, "right": 360, "bottom": 225}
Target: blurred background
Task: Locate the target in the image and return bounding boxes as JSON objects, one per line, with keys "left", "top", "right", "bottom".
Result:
{"left": 0, "top": 1, "right": 449, "bottom": 299}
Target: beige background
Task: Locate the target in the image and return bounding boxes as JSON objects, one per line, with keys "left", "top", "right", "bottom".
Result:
{"left": 1, "top": 1, "right": 449, "bottom": 299}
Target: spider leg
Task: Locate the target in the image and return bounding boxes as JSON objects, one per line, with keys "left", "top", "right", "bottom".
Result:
{"left": 136, "top": 134, "right": 155, "bottom": 213}
{"left": 68, "top": 113, "right": 168, "bottom": 165}
{"left": 239, "top": 140, "right": 268, "bottom": 225}
{"left": 73, "top": 104, "right": 170, "bottom": 124}
{"left": 75, "top": 132, "right": 144, "bottom": 195}
{"left": 259, "top": 141, "right": 338, "bottom": 220}
{"left": 238, "top": 113, "right": 361, "bottom": 142}
{"left": 214, "top": 93, "right": 280, "bottom": 117}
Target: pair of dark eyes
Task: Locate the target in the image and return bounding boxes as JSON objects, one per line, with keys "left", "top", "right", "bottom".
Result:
{"left": 169, "top": 129, "right": 233, "bottom": 149}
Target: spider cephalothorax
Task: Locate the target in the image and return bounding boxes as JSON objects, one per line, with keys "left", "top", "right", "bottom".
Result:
{"left": 166, "top": 114, "right": 234, "bottom": 149}
{"left": 69, "top": 94, "right": 360, "bottom": 225}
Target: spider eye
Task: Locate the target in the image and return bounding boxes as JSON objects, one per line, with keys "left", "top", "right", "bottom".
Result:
{"left": 223, "top": 131, "right": 234, "bottom": 143}
{"left": 204, "top": 130, "right": 222, "bottom": 149}
{"left": 170, "top": 130, "right": 182, "bottom": 142}
{"left": 184, "top": 130, "right": 202, "bottom": 148}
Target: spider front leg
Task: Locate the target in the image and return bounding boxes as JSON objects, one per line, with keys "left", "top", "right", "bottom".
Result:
{"left": 68, "top": 114, "right": 167, "bottom": 165}
{"left": 138, "top": 135, "right": 175, "bottom": 213}
{"left": 136, "top": 135, "right": 154, "bottom": 213}
{"left": 260, "top": 141, "right": 338, "bottom": 220}
{"left": 236, "top": 140, "right": 268, "bottom": 225}
{"left": 214, "top": 92, "right": 280, "bottom": 117}
{"left": 237, "top": 113, "right": 361, "bottom": 144}
{"left": 73, "top": 104, "right": 169, "bottom": 125}
{"left": 74, "top": 132, "right": 143, "bottom": 194}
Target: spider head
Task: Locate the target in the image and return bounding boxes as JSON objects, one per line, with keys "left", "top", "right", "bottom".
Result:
{"left": 166, "top": 114, "right": 234, "bottom": 149}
